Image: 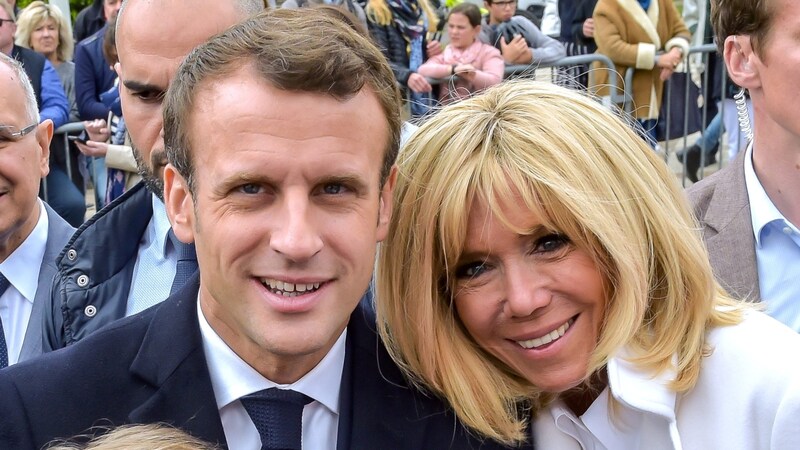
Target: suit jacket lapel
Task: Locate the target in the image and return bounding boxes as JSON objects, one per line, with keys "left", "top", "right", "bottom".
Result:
{"left": 127, "top": 275, "right": 227, "bottom": 447}
{"left": 19, "top": 204, "right": 75, "bottom": 361}
{"left": 701, "top": 151, "right": 760, "bottom": 301}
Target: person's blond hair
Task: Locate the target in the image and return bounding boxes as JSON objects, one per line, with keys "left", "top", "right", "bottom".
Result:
{"left": 14, "top": 1, "right": 74, "bottom": 62}
{"left": 365, "top": 0, "right": 438, "bottom": 33}
{"left": 376, "top": 79, "right": 745, "bottom": 444}
{"left": 46, "top": 424, "right": 219, "bottom": 450}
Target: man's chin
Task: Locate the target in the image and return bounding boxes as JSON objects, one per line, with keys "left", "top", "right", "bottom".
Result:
{"left": 133, "top": 147, "right": 166, "bottom": 200}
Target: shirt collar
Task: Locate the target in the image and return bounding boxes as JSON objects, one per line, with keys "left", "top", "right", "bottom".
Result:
{"left": 197, "top": 296, "right": 345, "bottom": 416}
{"left": 150, "top": 195, "right": 172, "bottom": 256}
{"left": 744, "top": 143, "right": 793, "bottom": 247}
{"left": 0, "top": 201, "right": 49, "bottom": 303}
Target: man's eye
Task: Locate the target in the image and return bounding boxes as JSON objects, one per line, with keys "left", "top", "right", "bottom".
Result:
{"left": 323, "top": 184, "right": 346, "bottom": 195}
{"left": 239, "top": 184, "right": 262, "bottom": 194}
{"left": 134, "top": 90, "right": 163, "bottom": 102}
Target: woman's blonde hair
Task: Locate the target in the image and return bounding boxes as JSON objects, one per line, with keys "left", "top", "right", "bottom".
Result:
{"left": 15, "top": 1, "right": 74, "bottom": 62}
{"left": 46, "top": 424, "right": 219, "bottom": 450}
{"left": 376, "top": 79, "right": 745, "bottom": 444}
{"left": 366, "top": 0, "right": 438, "bottom": 34}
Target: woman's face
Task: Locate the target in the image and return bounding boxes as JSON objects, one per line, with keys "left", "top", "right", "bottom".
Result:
{"left": 453, "top": 195, "right": 606, "bottom": 393}
{"left": 447, "top": 13, "right": 479, "bottom": 50}
{"left": 30, "top": 17, "right": 59, "bottom": 59}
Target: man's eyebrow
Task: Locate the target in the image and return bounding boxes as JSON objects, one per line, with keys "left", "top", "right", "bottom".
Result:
{"left": 122, "top": 80, "right": 163, "bottom": 92}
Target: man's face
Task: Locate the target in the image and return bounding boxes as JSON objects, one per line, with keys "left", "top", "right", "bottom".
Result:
{"left": 0, "top": 7, "right": 16, "bottom": 55}
{"left": 115, "top": 0, "right": 244, "bottom": 199}
{"left": 103, "top": 0, "right": 122, "bottom": 22}
{"left": 165, "top": 67, "right": 395, "bottom": 383}
{"left": 0, "top": 64, "right": 52, "bottom": 260}
{"left": 742, "top": 0, "right": 800, "bottom": 143}
{"left": 485, "top": 0, "right": 516, "bottom": 25}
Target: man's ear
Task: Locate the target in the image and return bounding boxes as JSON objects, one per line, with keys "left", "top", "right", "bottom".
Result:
{"left": 724, "top": 35, "right": 760, "bottom": 90}
{"left": 163, "top": 163, "right": 196, "bottom": 244}
{"left": 36, "top": 119, "right": 53, "bottom": 178}
{"left": 376, "top": 165, "right": 398, "bottom": 242}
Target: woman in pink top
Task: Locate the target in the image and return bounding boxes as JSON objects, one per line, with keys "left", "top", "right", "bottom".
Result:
{"left": 418, "top": 3, "right": 504, "bottom": 104}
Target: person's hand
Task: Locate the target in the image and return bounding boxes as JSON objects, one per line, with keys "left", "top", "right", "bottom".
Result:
{"left": 656, "top": 47, "right": 683, "bottom": 70}
{"left": 407, "top": 72, "right": 432, "bottom": 93}
{"left": 660, "top": 66, "right": 675, "bottom": 81}
{"left": 75, "top": 140, "right": 109, "bottom": 158}
{"left": 582, "top": 18, "right": 595, "bottom": 38}
{"left": 500, "top": 35, "right": 532, "bottom": 65}
{"left": 426, "top": 40, "right": 443, "bottom": 58}
{"left": 455, "top": 63, "right": 477, "bottom": 82}
{"left": 83, "top": 119, "right": 110, "bottom": 142}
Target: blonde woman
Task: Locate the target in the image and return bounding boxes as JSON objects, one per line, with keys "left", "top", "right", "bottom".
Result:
{"left": 15, "top": 1, "right": 76, "bottom": 119}
{"left": 377, "top": 80, "right": 800, "bottom": 448}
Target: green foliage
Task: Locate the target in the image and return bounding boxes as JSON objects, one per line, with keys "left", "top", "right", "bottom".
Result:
{"left": 16, "top": 0, "right": 94, "bottom": 21}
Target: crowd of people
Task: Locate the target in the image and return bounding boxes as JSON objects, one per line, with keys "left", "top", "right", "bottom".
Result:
{"left": 0, "top": 0, "right": 798, "bottom": 449}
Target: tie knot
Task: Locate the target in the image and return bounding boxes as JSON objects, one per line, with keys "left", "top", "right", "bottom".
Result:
{"left": 241, "top": 388, "right": 312, "bottom": 450}
{"left": 167, "top": 229, "right": 197, "bottom": 262}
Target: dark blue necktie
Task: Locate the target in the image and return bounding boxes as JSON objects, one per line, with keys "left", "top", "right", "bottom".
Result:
{"left": 240, "top": 388, "right": 312, "bottom": 450}
{"left": 0, "top": 273, "right": 11, "bottom": 369}
{"left": 168, "top": 230, "right": 198, "bottom": 295}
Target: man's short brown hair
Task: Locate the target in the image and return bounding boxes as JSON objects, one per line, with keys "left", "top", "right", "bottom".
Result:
{"left": 711, "top": 0, "right": 773, "bottom": 56}
{"left": 163, "top": 7, "right": 402, "bottom": 194}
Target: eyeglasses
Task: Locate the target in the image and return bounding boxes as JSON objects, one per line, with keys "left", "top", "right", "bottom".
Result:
{"left": 0, "top": 124, "right": 37, "bottom": 142}
{"left": 491, "top": 0, "right": 517, "bottom": 7}
{"left": 0, "top": 18, "right": 14, "bottom": 26}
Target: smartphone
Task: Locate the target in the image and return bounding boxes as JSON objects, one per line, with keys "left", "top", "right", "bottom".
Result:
{"left": 68, "top": 135, "right": 87, "bottom": 145}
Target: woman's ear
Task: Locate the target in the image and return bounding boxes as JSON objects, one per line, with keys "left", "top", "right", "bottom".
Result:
{"left": 724, "top": 35, "right": 760, "bottom": 90}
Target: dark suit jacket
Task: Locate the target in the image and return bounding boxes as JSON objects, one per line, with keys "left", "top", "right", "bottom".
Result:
{"left": 686, "top": 149, "right": 760, "bottom": 301}
{"left": 17, "top": 204, "right": 75, "bottom": 363}
{"left": 0, "top": 275, "right": 529, "bottom": 449}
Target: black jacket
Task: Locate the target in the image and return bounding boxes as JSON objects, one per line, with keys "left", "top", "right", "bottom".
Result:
{"left": 367, "top": 21, "right": 427, "bottom": 86}
{"left": 44, "top": 182, "right": 157, "bottom": 351}
{"left": 1, "top": 277, "right": 530, "bottom": 450}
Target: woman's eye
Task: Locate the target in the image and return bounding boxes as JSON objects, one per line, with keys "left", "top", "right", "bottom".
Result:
{"left": 535, "top": 233, "right": 569, "bottom": 253}
{"left": 455, "top": 261, "right": 488, "bottom": 279}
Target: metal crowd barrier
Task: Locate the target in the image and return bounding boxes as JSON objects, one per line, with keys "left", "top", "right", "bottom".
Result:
{"left": 622, "top": 44, "right": 733, "bottom": 185}
{"left": 425, "top": 53, "right": 623, "bottom": 105}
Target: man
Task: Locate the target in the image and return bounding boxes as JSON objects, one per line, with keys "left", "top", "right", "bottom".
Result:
{"left": 73, "top": 0, "right": 106, "bottom": 44}
{"left": 0, "top": 9, "right": 528, "bottom": 450}
{"left": 73, "top": 0, "right": 121, "bottom": 121}
{"left": 479, "top": 0, "right": 565, "bottom": 66}
{"left": 42, "top": 0, "right": 263, "bottom": 351}
{"left": 0, "top": 54, "right": 74, "bottom": 368}
{"left": 687, "top": 0, "right": 800, "bottom": 331}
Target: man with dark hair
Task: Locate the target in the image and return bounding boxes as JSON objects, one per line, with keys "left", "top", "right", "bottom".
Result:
{"left": 687, "top": 0, "right": 800, "bottom": 331}
{"left": 43, "top": 0, "right": 263, "bottom": 351}
{"left": 0, "top": 54, "right": 74, "bottom": 369}
{"left": 479, "top": 0, "right": 565, "bottom": 66}
{"left": 0, "top": 8, "right": 528, "bottom": 450}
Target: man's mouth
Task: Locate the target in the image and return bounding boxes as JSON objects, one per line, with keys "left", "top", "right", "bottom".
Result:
{"left": 260, "top": 278, "right": 323, "bottom": 297}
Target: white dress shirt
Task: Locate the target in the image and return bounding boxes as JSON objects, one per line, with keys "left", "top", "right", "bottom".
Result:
{"left": 744, "top": 144, "right": 800, "bottom": 331}
{"left": 534, "top": 311, "right": 800, "bottom": 450}
{"left": 0, "top": 201, "right": 48, "bottom": 366}
{"left": 126, "top": 195, "right": 178, "bottom": 315}
{"left": 198, "top": 297, "right": 344, "bottom": 450}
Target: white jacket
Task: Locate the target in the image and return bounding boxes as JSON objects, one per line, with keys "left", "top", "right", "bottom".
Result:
{"left": 534, "top": 310, "right": 800, "bottom": 449}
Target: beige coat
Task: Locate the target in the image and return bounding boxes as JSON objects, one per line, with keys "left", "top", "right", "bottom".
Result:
{"left": 592, "top": 0, "right": 690, "bottom": 119}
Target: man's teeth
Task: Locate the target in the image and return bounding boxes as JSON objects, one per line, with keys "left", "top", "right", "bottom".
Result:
{"left": 516, "top": 319, "right": 574, "bottom": 349}
{"left": 262, "top": 279, "right": 321, "bottom": 296}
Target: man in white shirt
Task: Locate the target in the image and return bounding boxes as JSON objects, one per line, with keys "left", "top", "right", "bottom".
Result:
{"left": 687, "top": 0, "right": 800, "bottom": 331}
{"left": 0, "top": 54, "right": 74, "bottom": 367}
{"left": 0, "top": 9, "right": 528, "bottom": 450}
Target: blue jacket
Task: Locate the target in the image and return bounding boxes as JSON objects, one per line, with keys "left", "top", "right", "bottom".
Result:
{"left": 74, "top": 26, "right": 116, "bottom": 120}
{"left": 44, "top": 182, "right": 154, "bottom": 350}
